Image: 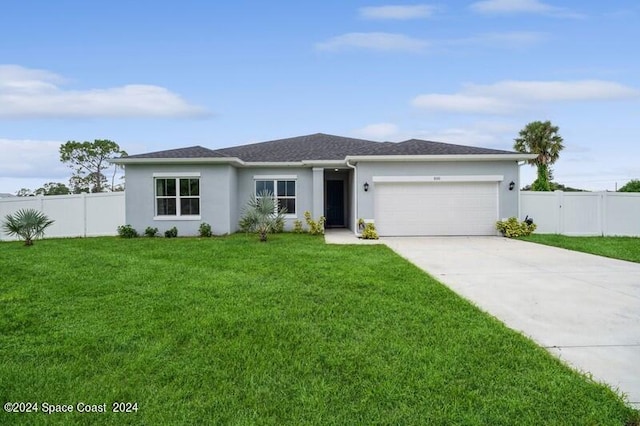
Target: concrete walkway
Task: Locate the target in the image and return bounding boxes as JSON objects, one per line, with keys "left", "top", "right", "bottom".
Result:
{"left": 382, "top": 236, "right": 640, "bottom": 408}
{"left": 324, "top": 228, "right": 383, "bottom": 245}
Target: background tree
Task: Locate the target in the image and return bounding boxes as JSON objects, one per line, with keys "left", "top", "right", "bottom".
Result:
{"left": 513, "top": 121, "right": 564, "bottom": 191}
{"left": 15, "top": 188, "right": 34, "bottom": 197}
{"left": 59, "top": 140, "right": 127, "bottom": 193}
{"left": 618, "top": 179, "right": 640, "bottom": 192}
{"left": 34, "top": 182, "right": 71, "bottom": 196}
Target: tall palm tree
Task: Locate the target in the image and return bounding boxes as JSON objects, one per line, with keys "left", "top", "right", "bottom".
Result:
{"left": 514, "top": 120, "right": 564, "bottom": 191}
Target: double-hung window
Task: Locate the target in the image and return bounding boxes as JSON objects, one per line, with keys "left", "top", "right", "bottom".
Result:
{"left": 155, "top": 174, "right": 200, "bottom": 218}
{"left": 254, "top": 176, "right": 296, "bottom": 216}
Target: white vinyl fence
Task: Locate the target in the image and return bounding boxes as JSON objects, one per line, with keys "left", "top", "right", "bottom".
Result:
{"left": 520, "top": 191, "right": 640, "bottom": 236}
{"left": 0, "top": 192, "right": 125, "bottom": 240}
{"left": 2, "top": 190, "right": 638, "bottom": 240}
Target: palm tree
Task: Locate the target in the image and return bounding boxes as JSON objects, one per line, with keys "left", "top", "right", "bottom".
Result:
{"left": 2, "top": 209, "right": 55, "bottom": 246}
{"left": 514, "top": 120, "right": 564, "bottom": 191}
{"left": 238, "top": 191, "right": 286, "bottom": 242}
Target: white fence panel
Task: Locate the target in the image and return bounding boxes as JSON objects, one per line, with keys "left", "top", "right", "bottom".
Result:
{"left": 520, "top": 191, "right": 640, "bottom": 237}
{"left": 562, "top": 193, "right": 601, "bottom": 236}
{"left": 42, "top": 195, "right": 85, "bottom": 237}
{"left": 605, "top": 193, "right": 640, "bottom": 236}
{"left": 519, "top": 192, "right": 559, "bottom": 234}
{"left": 85, "top": 193, "right": 126, "bottom": 237}
{"left": 0, "top": 192, "right": 125, "bottom": 240}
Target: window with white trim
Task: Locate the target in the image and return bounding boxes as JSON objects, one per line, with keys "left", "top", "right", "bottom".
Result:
{"left": 255, "top": 179, "right": 296, "bottom": 215}
{"left": 155, "top": 178, "right": 200, "bottom": 216}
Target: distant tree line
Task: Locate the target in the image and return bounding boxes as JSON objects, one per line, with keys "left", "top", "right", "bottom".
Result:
{"left": 16, "top": 139, "right": 127, "bottom": 196}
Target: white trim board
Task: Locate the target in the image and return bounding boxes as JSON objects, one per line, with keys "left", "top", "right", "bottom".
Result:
{"left": 372, "top": 175, "right": 504, "bottom": 183}
{"left": 253, "top": 175, "right": 298, "bottom": 180}
{"left": 153, "top": 172, "right": 201, "bottom": 177}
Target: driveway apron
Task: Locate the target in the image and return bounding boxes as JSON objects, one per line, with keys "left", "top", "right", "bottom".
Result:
{"left": 383, "top": 236, "right": 640, "bottom": 408}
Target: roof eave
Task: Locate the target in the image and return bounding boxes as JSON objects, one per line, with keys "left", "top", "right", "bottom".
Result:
{"left": 345, "top": 154, "right": 537, "bottom": 162}
{"left": 110, "top": 157, "right": 244, "bottom": 166}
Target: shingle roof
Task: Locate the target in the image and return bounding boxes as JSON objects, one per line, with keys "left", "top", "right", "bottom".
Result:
{"left": 215, "top": 133, "right": 387, "bottom": 162}
{"left": 375, "top": 139, "right": 516, "bottom": 156}
{"left": 125, "top": 145, "right": 228, "bottom": 159}
{"left": 124, "top": 133, "right": 520, "bottom": 162}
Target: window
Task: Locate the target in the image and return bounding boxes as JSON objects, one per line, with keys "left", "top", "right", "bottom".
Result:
{"left": 255, "top": 179, "right": 296, "bottom": 215}
{"left": 155, "top": 178, "right": 200, "bottom": 216}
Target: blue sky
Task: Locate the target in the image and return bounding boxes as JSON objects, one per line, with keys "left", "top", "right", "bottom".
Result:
{"left": 1, "top": 0, "right": 639, "bottom": 193}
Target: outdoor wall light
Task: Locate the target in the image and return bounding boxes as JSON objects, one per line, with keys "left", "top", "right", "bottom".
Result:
{"left": 363, "top": 182, "right": 369, "bottom": 192}
{"left": 508, "top": 181, "right": 515, "bottom": 191}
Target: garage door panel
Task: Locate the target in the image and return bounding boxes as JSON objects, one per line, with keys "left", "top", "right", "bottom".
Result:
{"left": 374, "top": 182, "right": 498, "bottom": 236}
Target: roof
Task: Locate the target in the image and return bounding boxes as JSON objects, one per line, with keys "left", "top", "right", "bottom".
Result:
{"left": 114, "top": 133, "right": 531, "bottom": 164}
{"left": 124, "top": 145, "right": 228, "bottom": 159}
{"left": 215, "top": 133, "right": 389, "bottom": 162}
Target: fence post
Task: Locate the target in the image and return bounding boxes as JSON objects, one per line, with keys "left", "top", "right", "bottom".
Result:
{"left": 601, "top": 191, "right": 607, "bottom": 237}
{"left": 556, "top": 190, "right": 564, "bottom": 234}
{"left": 83, "top": 193, "right": 88, "bottom": 238}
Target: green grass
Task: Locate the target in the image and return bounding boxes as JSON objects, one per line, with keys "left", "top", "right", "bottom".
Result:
{"left": 0, "top": 234, "right": 637, "bottom": 425}
{"left": 520, "top": 234, "right": 640, "bottom": 263}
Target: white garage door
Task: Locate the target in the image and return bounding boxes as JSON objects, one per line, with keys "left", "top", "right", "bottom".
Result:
{"left": 374, "top": 181, "right": 499, "bottom": 236}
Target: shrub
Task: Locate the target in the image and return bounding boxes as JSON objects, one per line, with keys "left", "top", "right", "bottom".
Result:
{"left": 496, "top": 217, "right": 537, "bottom": 238}
{"left": 164, "top": 227, "right": 178, "bottom": 238}
{"left": 357, "top": 218, "right": 366, "bottom": 231}
{"left": 239, "top": 190, "right": 286, "bottom": 242}
{"left": 272, "top": 216, "right": 285, "bottom": 234}
{"left": 304, "top": 211, "right": 326, "bottom": 235}
{"left": 361, "top": 223, "right": 379, "bottom": 240}
{"left": 293, "top": 220, "right": 304, "bottom": 233}
{"left": 198, "top": 222, "right": 212, "bottom": 237}
{"left": 2, "top": 208, "right": 55, "bottom": 246}
{"left": 117, "top": 224, "right": 139, "bottom": 239}
{"left": 144, "top": 226, "right": 159, "bottom": 237}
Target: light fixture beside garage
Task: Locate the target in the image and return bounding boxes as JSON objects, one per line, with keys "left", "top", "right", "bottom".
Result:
{"left": 509, "top": 181, "right": 515, "bottom": 191}
{"left": 363, "top": 182, "right": 369, "bottom": 192}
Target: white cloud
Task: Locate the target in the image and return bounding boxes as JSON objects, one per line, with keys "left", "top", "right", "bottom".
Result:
{"left": 316, "top": 33, "right": 429, "bottom": 52}
{"left": 412, "top": 93, "right": 515, "bottom": 114}
{"left": 0, "top": 138, "right": 67, "bottom": 179}
{"left": 470, "top": 0, "right": 585, "bottom": 18}
{"left": 353, "top": 123, "right": 399, "bottom": 140}
{"left": 468, "top": 80, "right": 640, "bottom": 101}
{"left": 317, "top": 30, "right": 546, "bottom": 54}
{"left": 0, "top": 65, "right": 210, "bottom": 118}
{"left": 449, "top": 31, "right": 547, "bottom": 48}
{"left": 359, "top": 5, "right": 436, "bottom": 20}
{"left": 412, "top": 80, "right": 640, "bottom": 114}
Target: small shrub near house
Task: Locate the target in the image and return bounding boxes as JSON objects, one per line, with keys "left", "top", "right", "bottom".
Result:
{"left": 164, "top": 227, "right": 178, "bottom": 238}
{"left": 293, "top": 220, "right": 304, "bottom": 233}
{"left": 239, "top": 190, "right": 286, "bottom": 242}
{"left": 117, "top": 224, "right": 139, "bottom": 238}
{"left": 198, "top": 223, "right": 212, "bottom": 237}
{"left": 496, "top": 217, "right": 536, "bottom": 238}
{"left": 144, "top": 227, "right": 159, "bottom": 237}
{"left": 304, "top": 211, "right": 326, "bottom": 235}
{"left": 361, "top": 222, "right": 379, "bottom": 240}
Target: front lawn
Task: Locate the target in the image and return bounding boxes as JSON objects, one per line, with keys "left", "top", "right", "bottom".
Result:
{"left": 520, "top": 234, "right": 640, "bottom": 263}
{"left": 0, "top": 235, "right": 636, "bottom": 425}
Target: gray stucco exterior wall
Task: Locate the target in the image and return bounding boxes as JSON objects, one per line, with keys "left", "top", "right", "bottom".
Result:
{"left": 235, "top": 167, "right": 314, "bottom": 231}
{"left": 124, "top": 164, "right": 236, "bottom": 235}
{"left": 123, "top": 159, "right": 521, "bottom": 236}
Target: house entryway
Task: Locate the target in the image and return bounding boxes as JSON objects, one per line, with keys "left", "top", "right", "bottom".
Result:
{"left": 324, "top": 169, "right": 351, "bottom": 229}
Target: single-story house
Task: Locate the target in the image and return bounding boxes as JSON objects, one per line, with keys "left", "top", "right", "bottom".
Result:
{"left": 112, "top": 133, "right": 535, "bottom": 236}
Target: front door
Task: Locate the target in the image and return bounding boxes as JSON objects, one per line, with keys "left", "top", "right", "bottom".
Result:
{"left": 326, "top": 180, "right": 345, "bottom": 227}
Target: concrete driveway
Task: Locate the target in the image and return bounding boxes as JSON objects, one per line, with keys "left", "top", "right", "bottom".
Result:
{"left": 383, "top": 236, "right": 640, "bottom": 408}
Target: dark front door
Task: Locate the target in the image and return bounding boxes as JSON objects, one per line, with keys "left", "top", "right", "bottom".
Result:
{"left": 326, "top": 180, "right": 345, "bottom": 227}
